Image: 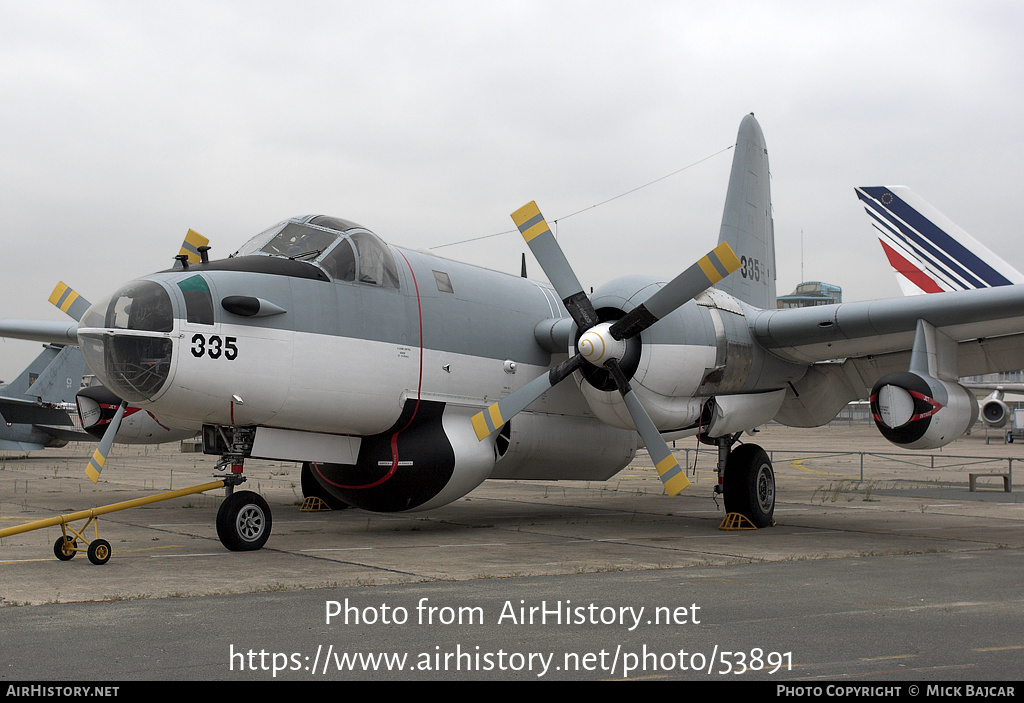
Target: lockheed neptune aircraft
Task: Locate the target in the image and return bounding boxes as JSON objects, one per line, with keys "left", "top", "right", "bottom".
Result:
{"left": 4, "top": 113, "right": 1024, "bottom": 552}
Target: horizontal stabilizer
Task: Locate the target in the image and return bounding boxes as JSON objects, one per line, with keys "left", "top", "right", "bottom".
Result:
{"left": 0, "top": 397, "right": 73, "bottom": 426}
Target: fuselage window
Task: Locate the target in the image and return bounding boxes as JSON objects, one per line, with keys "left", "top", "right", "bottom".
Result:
{"left": 177, "top": 275, "right": 215, "bottom": 325}
{"left": 433, "top": 270, "right": 454, "bottom": 293}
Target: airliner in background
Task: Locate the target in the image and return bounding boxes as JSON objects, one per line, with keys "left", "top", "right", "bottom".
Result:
{"left": 856, "top": 185, "right": 1024, "bottom": 428}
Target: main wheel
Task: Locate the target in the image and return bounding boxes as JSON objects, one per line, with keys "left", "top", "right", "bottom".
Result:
{"left": 216, "top": 491, "right": 272, "bottom": 551}
{"left": 723, "top": 444, "right": 775, "bottom": 528}
{"left": 87, "top": 538, "right": 112, "bottom": 565}
{"left": 53, "top": 536, "right": 77, "bottom": 561}
{"left": 301, "top": 462, "right": 350, "bottom": 511}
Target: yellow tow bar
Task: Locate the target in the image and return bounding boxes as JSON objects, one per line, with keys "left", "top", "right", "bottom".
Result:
{"left": 0, "top": 479, "right": 226, "bottom": 565}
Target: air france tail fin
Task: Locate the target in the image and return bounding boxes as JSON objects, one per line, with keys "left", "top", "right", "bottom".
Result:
{"left": 856, "top": 186, "right": 1024, "bottom": 295}
{"left": 715, "top": 113, "right": 776, "bottom": 310}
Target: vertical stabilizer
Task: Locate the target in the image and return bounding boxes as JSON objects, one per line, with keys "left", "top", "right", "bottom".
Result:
{"left": 0, "top": 346, "right": 63, "bottom": 399}
{"left": 856, "top": 186, "right": 1024, "bottom": 295}
{"left": 25, "top": 345, "right": 87, "bottom": 405}
{"left": 715, "top": 113, "right": 776, "bottom": 309}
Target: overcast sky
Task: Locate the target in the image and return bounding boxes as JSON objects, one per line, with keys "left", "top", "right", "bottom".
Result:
{"left": 2, "top": 1, "right": 1023, "bottom": 382}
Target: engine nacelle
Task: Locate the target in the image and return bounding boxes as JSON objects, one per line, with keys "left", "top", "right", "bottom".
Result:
{"left": 76, "top": 386, "right": 196, "bottom": 444}
{"left": 489, "top": 412, "right": 637, "bottom": 481}
{"left": 702, "top": 389, "right": 787, "bottom": 438}
{"left": 980, "top": 391, "right": 1010, "bottom": 429}
{"left": 870, "top": 372, "right": 979, "bottom": 450}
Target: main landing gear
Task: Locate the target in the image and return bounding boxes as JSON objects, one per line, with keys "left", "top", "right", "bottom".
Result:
{"left": 709, "top": 433, "right": 776, "bottom": 528}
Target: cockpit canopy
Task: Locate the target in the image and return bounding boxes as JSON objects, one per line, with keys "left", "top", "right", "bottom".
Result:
{"left": 232, "top": 215, "right": 400, "bottom": 288}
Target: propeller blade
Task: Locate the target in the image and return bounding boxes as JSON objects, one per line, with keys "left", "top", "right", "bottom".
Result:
{"left": 511, "top": 201, "right": 599, "bottom": 332}
{"left": 179, "top": 228, "right": 210, "bottom": 264}
{"left": 48, "top": 282, "right": 92, "bottom": 322}
{"left": 472, "top": 354, "right": 585, "bottom": 440}
{"left": 606, "top": 359, "right": 690, "bottom": 496}
{"left": 84, "top": 400, "right": 127, "bottom": 483}
{"left": 609, "top": 241, "right": 741, "bottom": 340}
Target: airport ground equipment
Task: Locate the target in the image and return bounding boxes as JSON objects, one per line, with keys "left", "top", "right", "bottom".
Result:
{"left": 719, "top": 513, "right": 759, "bottom": 530}
{"left": 0, "top": 478, "right": 238, "bottom": 564}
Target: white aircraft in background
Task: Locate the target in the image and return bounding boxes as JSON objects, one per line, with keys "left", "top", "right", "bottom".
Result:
{"left": 856, "top": 185, "right": 1024, "bottom": 428}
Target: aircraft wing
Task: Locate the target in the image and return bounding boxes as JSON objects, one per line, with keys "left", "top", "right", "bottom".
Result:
{"left": 752, "top": 285, "right": 1024, "bottom": 376}
{"left": 0, "top": 396, "right": 74, "bottom": 425}
{"left": 0, "top": 319, "right": 79, "bottom": 345}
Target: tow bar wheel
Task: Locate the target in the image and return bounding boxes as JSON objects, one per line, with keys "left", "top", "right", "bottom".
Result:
{"left": 216, "top": 490, "right": 272, "bottom": 551}
{"left": 87, "top": 538, "right": 112, "bottom": 565}
{"left": 53, "top": 536, "right": 77, "bottom": 561}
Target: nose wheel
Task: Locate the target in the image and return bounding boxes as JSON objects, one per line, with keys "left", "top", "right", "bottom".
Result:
{"left": 216, "top": 490, "right": 272, "bottom": 551}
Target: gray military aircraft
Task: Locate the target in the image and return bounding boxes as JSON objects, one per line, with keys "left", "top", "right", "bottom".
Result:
{"left": 0, "top": 343, "right": 87, "bottom": 450}
{"left": 4, "top": 113, "right": 1024, "bottom": 552}
{"left": 0, "top": 341, "right": 196, "bottom": 452}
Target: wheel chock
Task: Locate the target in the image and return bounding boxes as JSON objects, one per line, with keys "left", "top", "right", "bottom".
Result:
{"left": 300, "top": 497, "right": 332, "bottom": 512}
{"left": 719, "top": 512, "right": 758, "bottom": 530}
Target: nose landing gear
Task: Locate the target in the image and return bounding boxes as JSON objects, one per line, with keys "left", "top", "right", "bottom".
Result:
{"left": 210, "top": 425, "right": 273, "bottom": 552}
{"left": 216, "top": 488, "right": 272, "bottom": 551}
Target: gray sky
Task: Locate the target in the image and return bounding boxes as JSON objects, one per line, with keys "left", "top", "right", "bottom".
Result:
{"left": 2, "top": 1, "right": 1023, "bottom": 382}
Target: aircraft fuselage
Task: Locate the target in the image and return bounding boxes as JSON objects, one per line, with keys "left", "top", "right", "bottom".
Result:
{"left": 72, "top": 217, "right": 804, "bottom": 511}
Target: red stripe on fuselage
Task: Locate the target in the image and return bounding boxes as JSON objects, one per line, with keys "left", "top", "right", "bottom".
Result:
{"left": 314, "top": 250, "right": 425, "bottom": 490}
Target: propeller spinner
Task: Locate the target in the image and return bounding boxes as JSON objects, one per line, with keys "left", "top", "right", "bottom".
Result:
{"left": 471, "top": 201, "right": 741, "bottom": 497}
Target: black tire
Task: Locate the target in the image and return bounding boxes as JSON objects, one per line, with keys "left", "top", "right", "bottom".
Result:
{"left": 301, "top": 462, "right": 350, "bottom": 510}
{"left": 216, "top": 491, "right": 272, "bottom": 551}
{"left": 53, "top": 536, "right": 76, "bottom": 561}
{"left": 87, "top": 538, "right": 112, "bottom": 565}
{"left": 723, "top": 444, "right": 775, "bottom": 528}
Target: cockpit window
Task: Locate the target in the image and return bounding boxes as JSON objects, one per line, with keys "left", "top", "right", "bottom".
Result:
{"left": 177, "top": 275, "right": 214, "bottom": 325}
{"left": 232, "top": 220, "right": 288, "bottom": 258}
{"left": 230, "top": 216, "right": 400, "bottom": 289}
{"left": 320, "top": 239, "right": 356, "bottom": 282}
{"left": 106, "top": 281, "right": 173, "bottom": 332}
{"left": 350, "top": 232, "right": 400, "bottom": 288}
{"left": 260, "top": 223, "right": 339, "bottom": 258}
{"left": 309, "top": 215, "right": 362, "bottom": 232}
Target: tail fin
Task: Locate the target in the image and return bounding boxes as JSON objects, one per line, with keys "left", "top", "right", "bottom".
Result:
{"left": 0, "top": 346, "right": 64, "bottom": 399}
{"left": 715, "top": 113, "right": 776, "bottom": 309}
{"left": 856, "top": 186, "right": 1024, "bottom": 295}
{"left": 0, "top": 344, "right": 85, "bottom": 425}
{"left": 25, "top": 345, "right": 87, "bottom": 405}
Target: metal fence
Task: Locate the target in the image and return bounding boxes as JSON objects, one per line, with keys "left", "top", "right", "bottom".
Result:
{"left": 672, "top": 446, "right": 1015, "bottom": 491}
